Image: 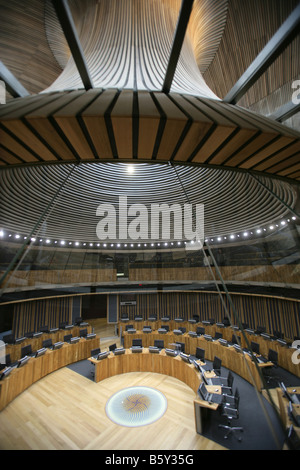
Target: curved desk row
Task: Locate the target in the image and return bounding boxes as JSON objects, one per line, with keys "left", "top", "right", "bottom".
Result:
{"left": 123, "top": 331, "right": 274, "bottom": 391}
{"left": 119, "top": 321, "right": 299, "bottom": 378}
{"left": 0, "top": 336, "right": 99, "bottom": 411}
{"left": 88, "top": 347, "right": 200, "bottom": 392}
{"left": 88, "top": 347, "right": 225, "bottom": 436}
{"left": 277, "top": 386, "right": 300, "bottom": 441}
{"left": 5, "top": 325, "right": 93, "bottom": 363}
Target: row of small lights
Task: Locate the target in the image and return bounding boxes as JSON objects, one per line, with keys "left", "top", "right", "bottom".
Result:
{"left": 0, "top": 217, "right": 297, "bottom": 249}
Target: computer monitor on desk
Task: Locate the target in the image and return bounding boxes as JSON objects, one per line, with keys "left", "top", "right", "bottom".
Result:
{"left": 280, "top": 382, "right": 300, "bottom": 405}
{"left": 52, "top": 342, "right": 64, "bottom": 350}
{"left": 17, "top": 356, "right": 30, "bottom": 368}
{"left": 35, "top": 348, "right": 47, "bottom": 358}
{"left": 251, "top": 341, "right": 260, "bottom": 355}
{"left": 42, "top": 339, "right": 52, "bottom": 348}
{"left": 154, "top": 340, "right": 164, "bottom": 350}
{"left": 21, "top": 344, "right": 32, "bottom": 358}
{"left": 0, "top": 367, "right": 12, "bottom": 380}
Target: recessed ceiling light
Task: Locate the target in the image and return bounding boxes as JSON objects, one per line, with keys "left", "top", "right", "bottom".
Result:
{"left": 127, "top": 165, "right": 134, "bottom": 174}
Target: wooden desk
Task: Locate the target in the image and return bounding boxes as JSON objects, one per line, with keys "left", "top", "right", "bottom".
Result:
{"left": 120, "top": 320, "right": 299, "bottom": 378}
{"left": 88, "top": 347, "right": 224, "bottom": 436}
{"left": 194, "top": 385, "right": 222, "bottom": 434}
{"left": 89, "top": 348, "right": 200, "bottom": 393}
{"left": 124, "top": 331, "right": 273, "bottom": 391}
{"left": 5, "top": 325, "right": 93, "bottom": 363}
{"left": 0, "top": 336, "right": 99, "bottom": 411}
{"left": 277, "top": 386, "right": 300, "bottom": 438}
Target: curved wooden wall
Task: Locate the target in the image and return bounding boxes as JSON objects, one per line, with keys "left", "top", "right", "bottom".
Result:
{"left": 6, "top": 290, "right": 300, "bottom": 341}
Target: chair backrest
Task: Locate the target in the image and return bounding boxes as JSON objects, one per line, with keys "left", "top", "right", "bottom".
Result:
{"left": 175, "top": 342, "right": 185, "bottom": 353}
{"left": 234, "top": 389, "right": 240, "bottom": 408}
{"left": 179, "top": 327, "right": 186, "bottom": 333}
{"left": 232, "top": 334, "right": 241, "bottom": 345}
{"left": 196, "top": 347, "right": 205, "bottom": 361}
{"left": 227, "top": 370, "right": 234, "bottom": 388}
{"left": 268, "top": 348, "right": 278, "bottom": 364}
{"left": 109, "top": 343, "right": 117, "bottom": 351}
{"left": 91, "top": 348, "right": 101, "bottom": 356}
{"left": 125, "top": 324, "right": 133, "bottom": 331}
{"left": 196, "top": 327, "right": 205, "bottom": 335}
{"left": 21, "top": 344, "right": 32, "bottom": 358}
{"left": 213, "top": 356, "right": 222, "bottom": 375}
{"left": 162, "top": 324, "right": 169, "bottom": 331}
{"left": 223, "top": 406, "right": 239, "bottom": 420}
{"left": 42, "top": 338, "right": 52, "bottom": 348}
{"left": 5, "top": 354, "right": 11, "bottom": 366}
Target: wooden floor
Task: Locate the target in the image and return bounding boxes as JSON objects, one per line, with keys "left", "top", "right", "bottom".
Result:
{"left": 0, "top": 319, "right": 226, "bottom": 451}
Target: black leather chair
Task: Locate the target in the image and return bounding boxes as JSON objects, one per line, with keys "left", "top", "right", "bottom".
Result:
{"left": 219, "top": 389, "right": 243, "bottom": 441}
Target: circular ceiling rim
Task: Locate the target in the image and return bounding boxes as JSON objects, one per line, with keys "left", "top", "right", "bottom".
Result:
{"left": 0, "top": 89, "right": 299, "bottom": 184}
{"left": 0, "top": 160, "right": 297, "bottom": 244}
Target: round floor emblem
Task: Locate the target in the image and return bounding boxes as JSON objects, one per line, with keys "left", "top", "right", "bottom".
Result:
{"left": 105, "top": 386, "right": 167, "bottom": 427}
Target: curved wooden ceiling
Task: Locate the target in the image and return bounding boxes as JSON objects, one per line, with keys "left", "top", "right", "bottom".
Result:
{"left": 0, "top": 0, "right": 299, "bottom": 182}
{"left": 0, "top": 89, "right": 299, "bottom": 181}
{"left": 0, "top": 161, "right": 295, "bottom": 242}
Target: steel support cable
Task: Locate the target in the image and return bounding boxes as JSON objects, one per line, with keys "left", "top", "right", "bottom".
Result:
{"left": 0, "top": 163, "right": 78, "bottom": 294}
{"left": 170, "top": 160, "right": 285, "bottom": 449}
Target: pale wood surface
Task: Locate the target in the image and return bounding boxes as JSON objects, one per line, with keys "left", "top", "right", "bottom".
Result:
{"left": 0, "top": 367, "right": 225, "bottom": 450}
{"left": 0, "top": 318, "right": 226, "bottom": 450}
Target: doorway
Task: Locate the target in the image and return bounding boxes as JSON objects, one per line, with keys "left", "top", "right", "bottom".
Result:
{"left": 81, "top": 294, "right": 107, "bottom": 320}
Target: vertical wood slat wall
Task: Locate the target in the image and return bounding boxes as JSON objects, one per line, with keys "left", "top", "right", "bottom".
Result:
{"left": 12, "top": 297, "right": 73, "bottom": 338}
{"left": 120, "top": 292, "right": 300, "bottom": 339}
{"left": 9, "top": 291, "right": 300, "bottom": 340}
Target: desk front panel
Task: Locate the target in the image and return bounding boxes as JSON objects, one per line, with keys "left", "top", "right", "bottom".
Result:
{"left": 0, "top": 337, "right": 99, "bottom": 411}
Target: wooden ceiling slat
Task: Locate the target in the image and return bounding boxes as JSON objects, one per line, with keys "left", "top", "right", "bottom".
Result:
{"left": 265, "top": 153, "right": 300, "bottom": 174}
{"left": 137, "top": 91, "right": 160, "bottom": 160}
{"left": 224, "top": 132, "right": 279, "bottom": 167}
{"left": 24, "top": 117, "right": 76, "bottom": 161}
{"left": 110, "top": 90, "right": 133, "bottom": 159}
{"left": 53, "top": 91, "right": 99, "bottom": 160}
{"left": 253, "top": 141, "right": 300, "bottom": 171}
{"left": 238, "top": 136, "right": 296, "bottom": 169}
{"left": 1, "top": 120, "right": 58, "bottom": 161}
{"left": 0, "top": 146, "right": 23, "bottom": 165}
{"left": 277, "top": 163, "right": 300, "bottom": 177}
{"left": 0, "top": 127, "right": 39, "bottom": 163}
{"left": 208, "top": 128, "right": 259, "bottom": 165}
{"left": 169, "top": 94, "right": 214, "bottom": 162}
{"left": 153, "top": 93, "right": 188, "bottom": 160}
{"left": 81, "top": 89, "right": 117, "bottom": 159}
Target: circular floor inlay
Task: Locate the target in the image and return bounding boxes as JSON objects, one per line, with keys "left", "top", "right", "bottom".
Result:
{"left": 105, "top": 386, "right": 167, "bottom": 427}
